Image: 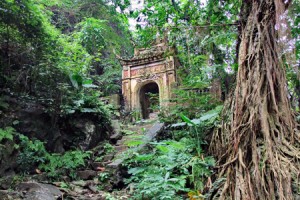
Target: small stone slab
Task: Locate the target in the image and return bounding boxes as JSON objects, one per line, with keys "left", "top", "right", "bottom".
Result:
{"left": 144, "top": 122, "right": 164, "bottom": 141}
{"left": 102, "top": 154, "right": 114, "bottom": 162}
{"left": 138, "top": 122, "right": 164, "bottom": 150}
{"left": 170, "top": 122, "right": 186, "bottom": 128}
{"left": 114, "top": 145, "right": 127, "bottom": 152}
{"left": 77, "top": 170, "right": 98, "bottom": 180}
{"left": 110, "top": 133, "right": 122, "bottom": 140}
{"left": 111, "top": 120, "right": 121, "bottom": 133}
{"left": 91, "top": 162, "right": 102, "bottom": 169}
{"left": 116, "top": 139, "right": 123, "bottom": 146}
{"left": 107, "top": 159, "right": 123, "bottom": 169}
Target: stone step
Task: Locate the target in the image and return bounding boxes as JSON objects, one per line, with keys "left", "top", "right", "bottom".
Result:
{"left": 116, "top": 139, "right": 123, "bottom": 146}
{"left": 116, "top": 134, "right": 144, "bottom": 145}
{"left": 110, "top": 132, "right": 122, "bottom": 140}
{"left": 102, "top": 154, "right": 114, "bottom": 162}
{"left": 114, "top": 145, "right": 127, "bottom": 152}
{"left": 122, "top": 134, "right": 143, "bottom": 140}
{"left": 107, "top": 159, "right": 123, "bottom": 169}
{"left": 137, "top": 122, "right": 164, "bottom": 150}
{"left": 91, "top": 161, "right": 111, "bottom": 169}
{"left": 76, "top": 170, "right": 98, "bottom": 180}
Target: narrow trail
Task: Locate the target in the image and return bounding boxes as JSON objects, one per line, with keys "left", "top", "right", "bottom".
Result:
{"left": 83, "top": 117, "right": 162, "bottom": 199}
{"left": 64, "top": 117, "right": 162, "bottom": 199}
{"left": 1, "top": 116, "right": 163, "bottom": 200}
{"left": 111, "top": 120, "right": 157, "bottom": 160}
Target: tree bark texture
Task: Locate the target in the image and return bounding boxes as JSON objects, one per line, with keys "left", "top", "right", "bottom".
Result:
{"left": 209, "top": 0, "right": 300, "bottom": 199}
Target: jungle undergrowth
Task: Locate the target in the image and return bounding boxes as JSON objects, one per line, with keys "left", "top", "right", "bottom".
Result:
{"left": 123, "top": 106, "right": 223, "bottom": 200}
{"left": 0, "top": 128, "right": 92, "bottom": 181}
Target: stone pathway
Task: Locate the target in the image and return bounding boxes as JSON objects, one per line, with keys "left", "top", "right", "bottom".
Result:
{"left": 62, "top": 119, "right": 164, "bottom": 199}
{"left": 107, "top": 119, "right": 160, "bottom": 168}
{"left": 0, "top": 118, "right": 164, "bottom": 200}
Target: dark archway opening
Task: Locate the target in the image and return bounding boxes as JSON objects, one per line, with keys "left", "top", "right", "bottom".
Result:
{"left": 139, "top": 82, "right": 159, "bottom": 119}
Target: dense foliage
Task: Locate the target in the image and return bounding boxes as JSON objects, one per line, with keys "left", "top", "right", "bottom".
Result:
{"left": 0, "top": 0, "right": 299, "bottom": 199}
{"left": 133, "top": 0, "right": 239, "bottom": 99}
{"left": 0, "top": 0, "right": 133, "bottom": 119}
{"left": 0, "top": 0, "right": 133, "bottom": 184}
{"left": 124, "top": 107, "right": 222, "bottom": 199}
{"left": 131, "top": 0, "right": 300, "bottom": 112}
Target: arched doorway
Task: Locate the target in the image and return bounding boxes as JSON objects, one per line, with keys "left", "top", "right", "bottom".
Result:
{"left": 139, "top": 82, "right": 159, "bottom": 119}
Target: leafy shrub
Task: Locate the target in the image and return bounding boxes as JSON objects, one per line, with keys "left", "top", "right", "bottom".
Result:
{"left": 40, "top": 150, "right": 91, "bottom": 179}
{"left": 159, "top": 90, "right": 221, "bottom": 124}
{"left": 124, "top": 140, "right": 191, "bottom": 200}
{"left": 124, "top": 138, "right": 215, "bottom": 200}
{"left": 123, "top": 106, "right": 223, "bottom": 199}
{"left": 17, "top": 135, "right": 49, "bottom": 172}
{"left": 17, "top": 134, "right": 91, "bottom": 179}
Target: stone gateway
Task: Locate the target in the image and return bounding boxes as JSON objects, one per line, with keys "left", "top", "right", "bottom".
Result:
{"left": 121, "top": 42, "right": 178, "bottom": 119}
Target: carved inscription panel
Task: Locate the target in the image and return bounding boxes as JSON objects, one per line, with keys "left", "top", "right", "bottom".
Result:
{"left": 130, "top": 64, "right": 164, "bottom": 77}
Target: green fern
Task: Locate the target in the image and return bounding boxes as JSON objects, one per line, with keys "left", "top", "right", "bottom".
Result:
{"left": 0, "top": 127, "right": 15, "bottom": 142}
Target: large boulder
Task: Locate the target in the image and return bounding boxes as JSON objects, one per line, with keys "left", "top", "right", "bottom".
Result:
{"left": 1, "top": 95, "right": 112, "bottom": 153}
{"left": 62, "top": 113, "right": 112, "bottom": 150}
{"left": 16, "top": 182, "right": 62, "bottom": 200}
{"left": 16, "top": 103, "right": 65, "bottom": 153}
{"left": 0, "top": 94, "right": 114, "bottom": 177}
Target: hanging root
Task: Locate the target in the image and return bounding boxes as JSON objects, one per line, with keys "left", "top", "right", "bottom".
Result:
{"left": 208, "top": 0, "right": 300, "bottom": 199}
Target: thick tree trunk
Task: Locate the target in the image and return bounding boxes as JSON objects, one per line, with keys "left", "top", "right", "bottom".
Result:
{"left": 209, "top": 0, "right": 300, "bottom": 199}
